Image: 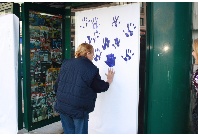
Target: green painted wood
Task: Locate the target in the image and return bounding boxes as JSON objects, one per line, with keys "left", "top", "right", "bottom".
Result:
{"left": 145, "top": 2, "right": 192, "bottom": 134}
{"left": 21, "top": 3, "right": 31, "bottom": 131}
{"left": 64, "top": 7, "right": 71, "bottom": 59}
{"left": 27, "top": 3, "right": 64, "bottom": 15}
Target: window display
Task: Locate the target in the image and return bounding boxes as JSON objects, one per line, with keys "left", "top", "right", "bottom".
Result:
{"left": 29, "top": 11, "right": 62, "bottom": 123}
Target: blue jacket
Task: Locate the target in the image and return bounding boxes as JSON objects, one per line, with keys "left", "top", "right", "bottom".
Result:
{"left": 54, "top": 57, "right": 109, "bottom": 118}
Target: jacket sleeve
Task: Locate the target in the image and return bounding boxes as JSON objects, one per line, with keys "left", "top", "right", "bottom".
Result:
{"left": 91, "top": 71, "right": 109, "bottom": 93}
{"left": 192, "top": 64, "right": 198, "bottom": 92}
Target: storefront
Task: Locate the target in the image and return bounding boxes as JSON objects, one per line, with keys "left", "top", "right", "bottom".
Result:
{"left": 0, "top": 2, "right": 195, "bottom": 134}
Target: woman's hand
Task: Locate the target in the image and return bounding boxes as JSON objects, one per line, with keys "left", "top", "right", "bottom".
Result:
{"left": 105, "top": 68, "right": 115, "bottom": 85}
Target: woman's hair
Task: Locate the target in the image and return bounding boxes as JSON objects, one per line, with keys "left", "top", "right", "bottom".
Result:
{"left": 75, "top": 43, "right": 93, "bottom": 58}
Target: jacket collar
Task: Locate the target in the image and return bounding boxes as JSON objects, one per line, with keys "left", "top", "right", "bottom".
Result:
{"left": 79, "top": 56, "right": 92, "bottom": 63}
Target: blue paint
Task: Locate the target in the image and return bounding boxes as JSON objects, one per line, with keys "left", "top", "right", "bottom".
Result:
{"left": 127, "top": 23, "right": 133, "bottom": 36}
{"left": 102, "top": 37, "right": 110, "bottom": 50}
{"left": 80, "top": 16, "right": 100, "bottom": 43}
{"left": 93, "top": 38, "right": 96, "bottom": 43}
{"left": 112, "top": 38, "right": 120, "bottom": 49}
{"left": 93, "top": 23, "right": 98, "bottom": 29}
{"left": 105, "top": 53, "right": 116, "bottom": 67}
{"left": 80, "top": 17, "right": 89, "bottom": 28}
{"left": 86, "top": 36, "right": 96, "bottom": 44}
{"left": 87, "top": 36, "right": 91, "bottom": 44}
{"left": 123, "top": 30, "right": 129, "bottom": 37}
{"left": 123, "top": 23, "right": 136, "bottom": 37}
{"left": 94, "top": 48, "right": 102, "bottom": 61}
{"left": 121, "top": 49, "right": 134, "bottom": 61}
{"left": 133, "top": 24, "right": 136, "bottom": 29}
{"left": 91, "top": 17, "right": 100, "bottom": 39}
{"left": 94, "top": 30, "right": 98, "bottom": 36}
{"left": 112, "top": 16, "right": 120, "bottom": 27}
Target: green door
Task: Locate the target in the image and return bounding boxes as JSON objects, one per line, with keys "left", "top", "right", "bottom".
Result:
{"left": 21, "top": 2, "right": 71, "bottom": 131}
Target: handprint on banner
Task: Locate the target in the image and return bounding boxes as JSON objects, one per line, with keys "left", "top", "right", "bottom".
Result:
{"left": 94, "top": 30, "right": 100, "bottom": 38}
{"left": 81, "top": 17, "right": 100, "bottom": 43}
{"left": 92, "top": 17, "right": 99, "bottom": 28}
{"left": 80, "top": 17, "right": 88, "bottom": 28}
{"left": 123, "top": 23, "right": 136, "bottom": 37}
{"left": 85, "top": 36, "right": 96, "bottom": 44}
{"left": 112, "top": 38, "right": 120, "bottom": 49}
{"left": 104, "top": 53, "right": 116, "bottom": 67}
{"left": 91, "top": 17, "right": 100, "bottom": 37}
{"left": 112, "top": 16, "right": 120, "bottom": 27}
{"left": 102, "top": 37, "right": 110, "bottom": 50}
{"left": 121, "top": 49, "right": 134, "bottom": 62}
{"left": 94, "top": 48, "right": 102, "bottom": 61}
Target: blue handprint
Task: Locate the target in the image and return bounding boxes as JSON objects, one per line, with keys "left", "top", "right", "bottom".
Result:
{"left": 105, "top": 53, "right": 116, "bottom": 67}
{"left": 112, "top": 38, "right": 120, "bottom": 49}
{"left": 121, "top": 49, "right": 134, "bottom": 61}
{"left": 112, "top": 16, "right": 120, "bottom": 27}
{"left": 102, "top": 37, "right": 110, "bottom": 50}
{"left": 123, "top": 23, "right": 136, "bottom": 37}
{"left": 80, "top": 17, "right": 88, "bottom": 28}
{"left": 85, "top": 36, "right": 96, "bottom": 44}
{"left": 94, "top": 48, "right": 102, "bottom": 61}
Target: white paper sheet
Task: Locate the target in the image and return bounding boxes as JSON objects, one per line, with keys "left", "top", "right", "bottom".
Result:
{"left": 75, "top": 3, "right": 140, "bottom": 134}
{"left": 0, "top": 14, "right": 19, "bottom": 134}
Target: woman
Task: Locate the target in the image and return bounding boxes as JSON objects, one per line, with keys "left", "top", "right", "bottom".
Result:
{"left": 192, "top": 38, "right": 198, "bottom": 133}
{"left": 54, "top": 43, "right": 115, "bottom": 134}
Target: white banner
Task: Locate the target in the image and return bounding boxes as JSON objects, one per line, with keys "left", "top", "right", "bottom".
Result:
{"left": 75, "top": 3, "right": 140, "bottom": 134}
{"left": 0, "top": 14, "right": 19, "bottom": 134}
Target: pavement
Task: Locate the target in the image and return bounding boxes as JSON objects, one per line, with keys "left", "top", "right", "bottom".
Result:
{"left": 17, "top": 121, "right": 63, "bottom": 134}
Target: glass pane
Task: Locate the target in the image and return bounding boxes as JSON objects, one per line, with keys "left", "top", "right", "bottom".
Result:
{"left": 140, "top": 18, "right": 144, "bottom": 26}
{"left": 29, "top": 11, "right": 62, "bottom": 123}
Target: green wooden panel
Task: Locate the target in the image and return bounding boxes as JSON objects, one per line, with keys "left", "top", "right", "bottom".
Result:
{"left": 145, "top": 2, "right": 192, "bottom": 134}
{"left": 64, "top": 7, "right": 71, "bottom": 59}
{"left": 21, "top": 3, "right": 31, "bottom": 131}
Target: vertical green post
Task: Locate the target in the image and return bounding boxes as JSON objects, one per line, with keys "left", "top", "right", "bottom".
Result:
{"left": 145, "top": 2, "right": 192, "bottom": 133}
{"left": 21, "top": 3, "right": 31, "bottom": 131}
{"left": 63, "top": 6, "right": 71, "bottom": 59}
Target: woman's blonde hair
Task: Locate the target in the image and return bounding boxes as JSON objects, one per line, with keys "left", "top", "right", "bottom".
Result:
{"left": 75, "top": 43, "right": 93, "bottom": 58}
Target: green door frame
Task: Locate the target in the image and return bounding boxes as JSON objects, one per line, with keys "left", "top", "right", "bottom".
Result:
{"left": 21, "top": 2, "right": 71, "bottom": 131}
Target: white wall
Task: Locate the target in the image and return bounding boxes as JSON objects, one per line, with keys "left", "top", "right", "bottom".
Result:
{"left": 75, "top": 3, "right": 140, "bottom": 134}
{"left": 0, "top": 14, "right": 19, "bottom": 134}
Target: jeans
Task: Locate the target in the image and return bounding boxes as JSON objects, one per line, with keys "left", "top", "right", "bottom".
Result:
{"left": 60, "top": 112, "right": 89, "bottom": 134}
